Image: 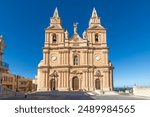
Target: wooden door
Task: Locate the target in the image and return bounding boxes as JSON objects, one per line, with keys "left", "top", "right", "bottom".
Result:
{"left": 50, "top": 79, "right": 55, "bottom": 90}
{"left": 95, "top": 79, "right": 100, "bottom": 89}
{"left": 72, "top": 77, "right": 79, "bottom": 90}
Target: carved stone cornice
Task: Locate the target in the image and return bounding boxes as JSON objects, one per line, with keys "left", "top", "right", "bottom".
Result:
{"left": 72, "top": 50, "right": 80, "bottom": 53}
{"left": 71, "top": 70, "right": 83, "bottom": 75}
{"left": 38, "top": 65, "right": 111, "bottom": 69}
{"left": 43, "top": 46, "right": 109, "bottom": 50}
{"left": 102, "top": 51, "right": 108, "bottom": 54}
{"left": 82, "top": 51, "right": 88, "bottom": 53}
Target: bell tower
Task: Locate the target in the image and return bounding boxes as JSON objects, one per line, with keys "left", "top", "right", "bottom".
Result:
{"left": 86, "top": 8, "right": 107, "bottom": 48}
{"left": 37, "top": 7, "right": 69, "bottom": 91}
{"left": 44, "top": 7, "right": 66, "bottom": 48}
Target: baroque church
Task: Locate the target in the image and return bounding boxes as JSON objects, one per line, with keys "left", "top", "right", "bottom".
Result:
{"left": 36, "top": 8, "right": 114, "bottom": 91}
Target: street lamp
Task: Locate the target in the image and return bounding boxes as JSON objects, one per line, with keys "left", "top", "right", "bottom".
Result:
{"left": 0, "top": 69, "right": 3, "bottom": 93}
{"left": 0, "top": 76, "right": 2, "bottom": 93}
{"left": 16, "top": 75, "right": 20, "bottom": 92}
{"left": 0, "top": 77, "right": 2, "bottom": 84}
{"left": 0, "top": 68, "right": 2, "bottom": 83}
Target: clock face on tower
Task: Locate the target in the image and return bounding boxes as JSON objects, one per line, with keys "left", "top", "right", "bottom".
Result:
{"left": 51, "top": 55, "right": 57, "bottom": 61}
{"left": 95, "top": 55, "right": 100, "bottom": 61}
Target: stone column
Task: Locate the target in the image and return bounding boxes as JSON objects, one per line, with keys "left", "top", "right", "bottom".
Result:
{"left": 45, "top": 53, "right": 47, "bottom": 65}
{"left": 45, "top": 33, "right": 48, "bottom": 42}
{"left": 91, "top": 51, "right": 94, "bottom": 65}
{"left": 109, "top": 68, "right": 113, "bottom": 91}
{"left": 44, "top": 33, "right": 50, "bottom": 47}
{"left": 90, "top": 71, "right": 92, "bottom": 88}
{"left": 86, "top": 51, "right": 88, "bottom": 65}
{"left": 87, "top": 70, "right": 89, "bottom": 91}
{"left": 60, "top": 72, "right": 62, "bottom": 88}
{"left": 63, "top": 72, "right": 64, "bottom": 87}
{"left": 62, "top": 52, "right": 64, "bottom": 65}
{"left": 85, "top": 72, "right": 87, "bottom": 87}
{"left": 79, "top": 75, "right": 81, "bottom": 90}
{"left": 43, "top": 52, "right": 46, "bottom": 64}
{"left": 93, "top": 69, "right": 95, "bottom": 91}
{"left": 70, "top": 76, "right": 72, "bottom": 90}
{"left": 88, "top": 71, "right": 90, "bottom": 88}
{"left": 43, "top": 50, "right": 49, "bottom": 65}
{"left": 88, "top": 52, "right": 91, "bottom": 65}
{"left": 64, "top": 52, "right": 66, "bottom": 65}
{"left": 60, "top": 52, "right": 62, "bottom": 65}
{"left": 44, "top": 71, "right": 46, "bottom": 88}
{"left": 103, "top": 70, "right": 109, "bottom": 91}
{"left": 46, "top": 71, "right": 49, "bottom": 91}
{"left": 57, "top": 71, "right": 60, "bottom": 90}
{"left": 103, "top": 51, "right": 108, "bottom": 65}
{"left": 65, "top": 71, "right": 68, "bottom": 88}
{"left": 68, "top": 69, "right": 70, "bottom": 91}
{"left": 66, "top": 52, "right": 68, "bottom": 65}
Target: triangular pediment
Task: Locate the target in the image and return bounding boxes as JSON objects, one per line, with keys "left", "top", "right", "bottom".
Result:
{"left": 46, "top": 24, "right": 62, "bottom": 30}
{"left": 88, "top": 25, "right": 105, "bottom": 30}
{"left": 69, "top": 34, "right": 83, "bottom": 42}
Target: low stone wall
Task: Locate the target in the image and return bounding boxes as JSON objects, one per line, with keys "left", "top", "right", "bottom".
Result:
{"left": 133, "top": 87, "right": 150, "bottom": 97}
{"left": 0, "top": 86, "right": 18, "bottom": 98}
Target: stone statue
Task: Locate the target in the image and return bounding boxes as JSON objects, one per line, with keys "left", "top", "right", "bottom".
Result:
{"left": 65, "top": 30, "right": 68, "bottom": 39}
{"left": 82, "top": 31, "right": 86, "bottom": 39}
{"left": 73, "top": 23, "right": 78, "bottom": 34}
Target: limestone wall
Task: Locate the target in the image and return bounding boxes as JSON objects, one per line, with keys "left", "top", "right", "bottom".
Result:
{"left": 133, "top": 87, "right": 150, "bottom": 97}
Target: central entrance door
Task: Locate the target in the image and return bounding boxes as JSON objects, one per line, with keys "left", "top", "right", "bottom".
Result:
{"left": 50, "top": 79, "right": 56, "bottom": 90}
{"left": 72, "top": 77, "right": 79, "bottom": 90}
{"left": 95, "top": 79, "right": 100, "bottom": 89}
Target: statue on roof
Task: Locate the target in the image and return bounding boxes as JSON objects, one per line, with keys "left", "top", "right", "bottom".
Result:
{"left": 73, "top": 22, "right": 78, "bottom": 34}
{"left": 82, "top": 31, "right": 86, "bottom": 39}
{"left": 65, "top": 30, "right": 68, "bottom": 39}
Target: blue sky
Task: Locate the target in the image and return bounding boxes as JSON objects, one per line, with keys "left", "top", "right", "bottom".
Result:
{"left": 0, "top": 0, "right": 150, "bottom": 87}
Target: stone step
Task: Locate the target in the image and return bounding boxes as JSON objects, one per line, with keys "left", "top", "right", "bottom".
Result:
{"left": 94, "top": 90, "right": 119, "bottom": 95}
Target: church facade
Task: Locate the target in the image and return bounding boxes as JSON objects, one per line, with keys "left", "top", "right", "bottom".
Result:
{"left": 36, "top": 8, "right": 114, "bottom": 91}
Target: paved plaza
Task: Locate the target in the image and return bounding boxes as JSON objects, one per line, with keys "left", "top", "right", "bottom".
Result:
{"left": 0, "top": 91, "right": 149, "bottom": 100}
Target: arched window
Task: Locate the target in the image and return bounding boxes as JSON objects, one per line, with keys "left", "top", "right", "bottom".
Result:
{"left": 52, "top": 34, "right": 57, "bottom": 43}
{"left": 73, "top": 55, "right": 78, "bottom": 65}
{"left": 95, "top": 34, "right": 98, "bottom": 42}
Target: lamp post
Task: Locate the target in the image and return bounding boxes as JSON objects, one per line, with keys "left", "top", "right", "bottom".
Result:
{"left": 0, "top": 69, "right": 3, "bottom": 94}
{"left": 16, "top": 75, "right": 20, "bottom": 92}
{"left": 0, "top": 78, "right": 2, "bottom": 84}
{"left": 0, "top": 76, "right": 2, "bottom": 93}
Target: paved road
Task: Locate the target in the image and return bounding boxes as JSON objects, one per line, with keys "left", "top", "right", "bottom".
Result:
{"left": 0, "top": 91, "right": 149, "bottom": 100}
{"left": 91, "top": 94, "right": 149, "bottom": 100}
